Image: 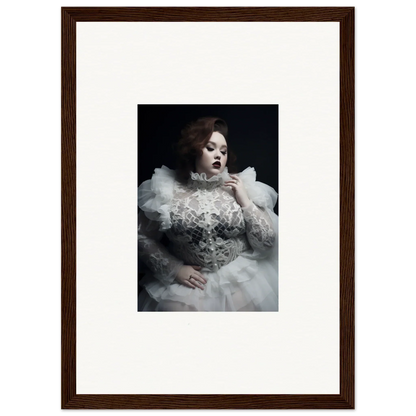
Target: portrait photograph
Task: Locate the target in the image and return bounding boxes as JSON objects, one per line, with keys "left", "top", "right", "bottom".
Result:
{"left": 64, "top": 9, "right": 352, "bottom": 404}
{"left": 137, "top": 105, "right": 279, "bottom": 311}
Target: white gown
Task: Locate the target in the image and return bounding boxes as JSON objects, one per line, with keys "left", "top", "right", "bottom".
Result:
{"left": 138, "top": 166, "right": 278, "bottom": 311}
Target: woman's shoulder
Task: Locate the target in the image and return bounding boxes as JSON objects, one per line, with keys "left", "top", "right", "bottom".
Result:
{"left": 149, "top": 165, "right": 177, "bottom": 185}
{"left": 138, "top": 166, "right": 177, "bottom": 229}
{"left": 138, "top": 165, "right": 176, "bottom": 208}
{"left": 152, "top": 165, "right": 176, "bottom": 179}
{"left": 236, "top": 166, "right": 256, "bottom": 181}
{"left": 138, "top": 166, "right": 176, "bottom": 191}
{"left": 236, "top": 167, "right": 278, "bottom": 210}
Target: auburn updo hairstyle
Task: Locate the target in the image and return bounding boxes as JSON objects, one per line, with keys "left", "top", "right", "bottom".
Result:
{"left": 174, "top": 117, "right": 237, "bottom": 181}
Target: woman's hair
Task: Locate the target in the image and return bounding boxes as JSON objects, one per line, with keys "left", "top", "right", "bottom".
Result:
{"left": 174, "top": 117, "right": 237, "bottom": 181}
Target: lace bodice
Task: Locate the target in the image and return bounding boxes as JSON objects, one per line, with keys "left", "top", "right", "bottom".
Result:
{"left": 138, "top": 167, "right": 277, "bottom": 284}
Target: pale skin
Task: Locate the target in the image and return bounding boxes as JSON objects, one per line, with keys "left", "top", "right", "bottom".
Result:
{"left": 175, "top": 131, "right": 253, "bottom": 289}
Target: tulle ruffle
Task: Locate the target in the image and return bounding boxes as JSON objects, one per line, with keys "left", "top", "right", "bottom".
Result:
{"left": 238, "top": 167, "right": 278, "bottom": 211}
{"left": 138, "top": 165, "right": 279, "bottom": 311}
{"left": 138, "top": 253, "right": 278, "bottom": 311}
{"left": 138, "top": 166, "right": 176, "bottom": 231}
{"left": 138, "top": 165, "right": 278, "bottom": 231}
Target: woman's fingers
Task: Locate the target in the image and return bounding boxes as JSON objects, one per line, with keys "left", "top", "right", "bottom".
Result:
{"left": 193, "top": 272, "right": 207, "bottom": 284}
{"left": 183, "top": 280, "right": 196, "bottom": 289}
{"left": 191, "top": 275, "right": 206, "bottom": 285}
{"left": 192, "top": 280, "right": 205, "bottom": 290}
{"left": 185, "top": 276, "right": 204, "bottom": 290}
{"left": 190, "top": 266, "right": 207, "bottom": 283}
{"left": 225, "top": 179, "right": 238, "bottom": 186}
{"left": 177, "top": 266, "right": 207, "bottom": 289}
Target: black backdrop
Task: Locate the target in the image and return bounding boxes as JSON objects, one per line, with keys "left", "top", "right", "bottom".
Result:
{"left": 138, "top": 104, "right": 279, "bottom": 213}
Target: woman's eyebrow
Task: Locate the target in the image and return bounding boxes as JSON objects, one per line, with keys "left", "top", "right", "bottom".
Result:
{"left": 207, "top": 141, "right": 227, "bottom": 149}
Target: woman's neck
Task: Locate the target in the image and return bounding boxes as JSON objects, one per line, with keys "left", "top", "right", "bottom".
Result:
{"left": 187, "top": 168, "right": 228, "bottom": 190}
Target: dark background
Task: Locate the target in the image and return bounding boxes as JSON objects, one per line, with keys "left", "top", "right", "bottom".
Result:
{"left": 138, "top": 104, "right": 279, "bottom": 214}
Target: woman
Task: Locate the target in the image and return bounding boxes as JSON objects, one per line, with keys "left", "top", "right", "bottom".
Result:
{"left": 138, "top": 117, "right": 278, "bottom": 311}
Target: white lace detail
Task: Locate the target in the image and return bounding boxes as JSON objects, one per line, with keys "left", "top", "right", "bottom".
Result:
{"left": 241, "top": 203, "right": 276, "bottom": 250}
{"left": 138, "top": 167, "right": 276, "bottom": 279}
{"left": 187, "top": 168, "right": 229, "bottom": 191}
{"left": 138, "top": 212, "right": 183, "bottom": 284}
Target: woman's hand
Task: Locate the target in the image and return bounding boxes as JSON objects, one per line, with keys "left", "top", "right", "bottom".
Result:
{"left": 175, "top": 265, "right": 207, "bottom": 290}
{"left": 224, "top": 174, "right": 252, "bottom": 208}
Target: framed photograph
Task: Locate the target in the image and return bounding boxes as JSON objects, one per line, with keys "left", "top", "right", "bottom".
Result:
{"left": 62, "top": 7, "right": 354, "bottom": 409}
{"left": 137, "top": 104, "right": 279, "bottom": 312}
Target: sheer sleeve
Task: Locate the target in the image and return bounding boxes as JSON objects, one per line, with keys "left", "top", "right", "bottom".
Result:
{"left": 138, "top": 166, "right": 183, "bottom": 283}
{"left": 138, "top": 211, "right": 183, "bottom": 284}
{"left": 238, "top": 167, "right": 278, "bottom": 256}
{"left": 138, "top": 165, "right": 176, "bottom": 231}
{"left": 241, "top": 202, "right": 276, "bottom": 252}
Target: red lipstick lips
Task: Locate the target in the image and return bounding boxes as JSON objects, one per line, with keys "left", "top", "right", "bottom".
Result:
{"left": 212, "top": 162, "right": 221, "bottom": 168}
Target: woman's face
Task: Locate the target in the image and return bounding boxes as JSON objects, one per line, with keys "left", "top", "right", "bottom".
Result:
{"left": 195, "top": 132, "right": 228, "bottom": 178}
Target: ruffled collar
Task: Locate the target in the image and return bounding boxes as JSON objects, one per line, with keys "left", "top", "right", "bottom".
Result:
{"left": 187, "top": 167, "right": 230, "bottom": 190}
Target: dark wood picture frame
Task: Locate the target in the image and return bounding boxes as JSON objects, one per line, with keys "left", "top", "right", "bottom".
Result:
{"left": 62, "top": 7, "right": 354, "bottom": 409}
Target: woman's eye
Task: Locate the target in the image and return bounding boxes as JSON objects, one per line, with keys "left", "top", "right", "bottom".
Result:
{"left": 206, "top": 147, "right": 226, "bottom": 155}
